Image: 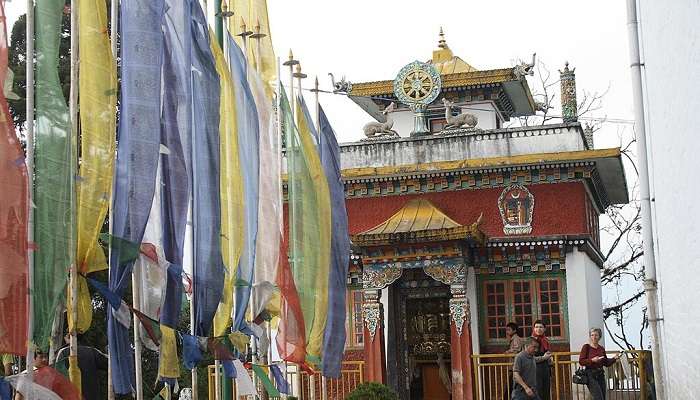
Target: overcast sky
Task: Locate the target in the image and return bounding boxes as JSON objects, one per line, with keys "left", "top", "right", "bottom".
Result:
{"left": 4, "top": 0, "right": 644, "bottom": 347}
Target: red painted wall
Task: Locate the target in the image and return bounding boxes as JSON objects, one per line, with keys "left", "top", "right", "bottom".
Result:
{"left": 345, "top": 182, "right": 589, "bottom": 239}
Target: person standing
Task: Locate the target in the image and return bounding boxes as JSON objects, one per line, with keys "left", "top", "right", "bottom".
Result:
{"left": 512, "top": 337, "right": 541, "bottom": 399}
{"left": 55, "top": 334, "right": 108, "bottom": 400}
{"left": 531, "top": 320, "right": 552, "bottom": 400}
{"left": 578, "top": 328, "right": 621, "bottom": 400}
{"left": 505, "top": 322, "right": 524, "bottom": 398}
{"left": 506, "top": 323, "right": 524, "bottom": 355}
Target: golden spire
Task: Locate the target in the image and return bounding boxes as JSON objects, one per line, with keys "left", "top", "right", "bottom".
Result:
{"left": 438, "top": 26, "right": 448, "bottom": 49}
{"left": 430, "top": 26, "right": 477, "bottom": 73}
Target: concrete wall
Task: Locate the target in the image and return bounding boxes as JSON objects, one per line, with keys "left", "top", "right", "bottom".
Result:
{"left": 565, "top": 248, "right": 604, "bottom": 351}
{"left": 639, "top": 1, "right": 700, "bottom": 396}
{"left": 339, "top": 123, "right": 587, "bottom": 170}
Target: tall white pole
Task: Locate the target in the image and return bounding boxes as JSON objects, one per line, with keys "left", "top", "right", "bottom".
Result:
{"left": 107, "top": 0, "right": 118, "bottom": 398}
{"left": 68, "top": 0, "right": 80, "bottom": 395}
{"left": 282, "top": 49, "right": 300, "bottom": 396}
{"left": 132, "top": 269, "right": 144, "bottom": 400}
{"left": 626, "top": 1, "right": 666, "bottom": 398}
{"left": 25, "top": 0, "right": 36, "bottom": 392}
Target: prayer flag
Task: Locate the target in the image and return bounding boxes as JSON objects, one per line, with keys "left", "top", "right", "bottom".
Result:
{"left": 276, "top": 88, "right": 307, "bottom": 365}
{"left": 233, "top": 360, "right": 255, "bottom": 395}
{"left": 294, "top": 96, "right": 332, "bottom": 363}
{"left": 252, "top": 365, "right": 280, "bottom": 397}
{"left": 0, "top": 0, "right": 28, "bottom": 357}
{"left": 227, "top": 34, "right": 260, "bottom": 332}
{"left": 227, "top": 0, "right": 277, "bottom": 97}
{"left": 158, "top": 325, "right": 180, "bottom": 379}
{"left": 108, "top": 0, "right": 165, "bottom": 392}
{"left": 250, "top": 65, "right": 282, "bottom": 320}
{"left": 318, "top": 106, "right": 350, "bottom": 377}
{"left": 209, "top": 27, "right": 244, "bottom": 338}
{"left": 33, "top": 0, "right": 73, "bottom": 351}
{"left": 75, "top": 0, "right": 117, "bottom": 278}
{"left": 270, "top": 364, "right": 290, "bottom": 394}
{"left": 190, "top": 0, "right": 224, "bottom": 338}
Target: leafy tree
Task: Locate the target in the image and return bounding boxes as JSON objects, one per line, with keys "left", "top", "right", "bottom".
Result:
{"left": 7, "top": 8, "right": 72, "bottom": 132}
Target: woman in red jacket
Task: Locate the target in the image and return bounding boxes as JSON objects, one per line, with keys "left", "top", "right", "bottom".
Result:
{"left": 578, "top": 328, "right": 621, "bottom": 400}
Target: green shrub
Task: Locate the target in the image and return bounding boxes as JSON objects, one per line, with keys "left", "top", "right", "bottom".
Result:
{"left": 346, "top": 382, "right": 399, "bottom": 400}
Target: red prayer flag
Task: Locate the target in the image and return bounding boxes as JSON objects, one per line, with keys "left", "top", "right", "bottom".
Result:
{"left": 0, "top": 0, "right": 28, "bottom": 356}
{"left": 34, "top": 366, "right": 81, "bottom": 400}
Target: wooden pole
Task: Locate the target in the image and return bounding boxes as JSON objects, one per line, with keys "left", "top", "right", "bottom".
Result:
{"left": 25, "top": 0, "right": 36, "bottom": 389}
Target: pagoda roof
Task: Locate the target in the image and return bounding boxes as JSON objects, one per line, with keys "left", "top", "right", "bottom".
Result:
{"left": 351, "top": 198, "right": 485, "bottom": 246}
{"left": 345, "top": 29, "right": 536, "bottom": 119}
{"left": 348, "top": 67, "right": 517, "bottom": 98}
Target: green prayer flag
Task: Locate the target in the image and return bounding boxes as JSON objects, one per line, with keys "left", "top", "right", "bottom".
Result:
{"left": 33, "top": 0, "right": 74, "bottom": 350}
{"left": 252, "top": 365, "right": 280, "bottom": 397}
{"left": 99, "top": 233, "right": 141, "bottom": 266}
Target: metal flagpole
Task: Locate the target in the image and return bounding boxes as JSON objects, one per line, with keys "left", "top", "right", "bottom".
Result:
{"left": 25, "top": 0, "right": 36, "bottom": 393}
{"left": 236, "top": 16, "right": 252, "bottom": 62}
{"left": 108, "top": 0, "right": 118, "bottom": 398}
{"left": 281, "top": 49, "right": 299, "bottom": 397}
{"left": 310, "top": 74, "right": 329, "bottom": 400}
{"left": 294, "top": 57, "right": 309, "bottom": 400}
{"left": 68, "top": 0, "right": 81, "bottom": 396}
{"left": 250, "top": 19, "right": 264, "bottom": 77}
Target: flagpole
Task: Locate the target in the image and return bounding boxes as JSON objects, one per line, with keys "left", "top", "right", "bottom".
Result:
{"left": 108, "top": 0, "right": 118, "bottom": 398}
{"left": 236, "top": 16, "right": 252, "bottom": 63}
{"left": 293, "top": 56, "right": 309, "bottom": 399}
{"left": 238, "top": 18, "right": 259, "bottom": 396}
{"left": 282, "top": 49, "right": 300, "bottom": 397}
{"left": 25, "top": 0, "right": 36, "bottom": 390}
{"left": 131, "top": 269, "right": 144, "bottom": 400}
{"left": 311, "top": 76, "right": 328, "bottom": 400}
{"left": 250, "top": 22, "right": 272, "bottom": 398}
{"left": 67, "top": 0, "right": 82, "bottom": 396}
{"left": 250, "top": 19, "right": 264, "bottom": 76}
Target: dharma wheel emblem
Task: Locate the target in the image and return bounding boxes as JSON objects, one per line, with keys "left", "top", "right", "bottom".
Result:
{"left": 393, "top": 61, "right": 442, "bottom": 136}
{"left": 393, "top": 61, "right": 442, "bottom": 106}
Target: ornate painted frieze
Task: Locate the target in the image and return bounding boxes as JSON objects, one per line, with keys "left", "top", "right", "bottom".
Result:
{"left": 362, "top": 302, "right": 382, "bottom": 341}
{"left": 475, "top": 241, "right": 569, "bottom": 274}
{"left": 362, "top": 266, "right": 403, "bottom": 289}
{"left": 449, "top": 297, "right": 470, "bottom": 337}
{"left": 498, "top": 184, "right": 534, "bottom": 235}
{"left": 342, "top": 164, "right": 594, "bottom": 199}
{"left": 424, "top": 263, "right": 466, "bottom": 285}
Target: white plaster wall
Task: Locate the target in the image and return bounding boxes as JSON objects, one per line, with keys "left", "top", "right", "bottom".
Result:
{"left": 453, "top": 101, "right": 499, "bottom": 131}
{"left": 386, "top": 102, "right": 500, "bottom": 138}
{"left": 565, "top": 249, "right": 604, "bottom": 351}
{"left": 339, "top": 124, "right": 586, "bottom": 170}
{"left": 638, "top": 1, "right": 700, "bottom": 397}
{"left": 381, "top": 287, "right": 390, "bottom": 361}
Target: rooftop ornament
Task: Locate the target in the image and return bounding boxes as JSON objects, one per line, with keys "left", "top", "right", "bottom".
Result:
{"left": 393, "top": 60, "right": 442, "bottom": 136}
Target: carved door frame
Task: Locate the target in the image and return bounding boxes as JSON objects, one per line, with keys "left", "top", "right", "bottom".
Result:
{"left": 390, "top": 269, "right": 452, "bottom": 400}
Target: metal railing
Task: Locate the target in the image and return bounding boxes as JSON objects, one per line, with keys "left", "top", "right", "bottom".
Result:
{"left": 472, "top": 350, "right": 653, "bottom": 400}
{"left": 208, "top": 360, "right": 365, "bottom": 399}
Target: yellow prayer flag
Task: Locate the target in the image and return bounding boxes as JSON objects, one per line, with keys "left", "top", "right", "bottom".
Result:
{"left": 158, "top": 325, "right": 181, "bottom": 379}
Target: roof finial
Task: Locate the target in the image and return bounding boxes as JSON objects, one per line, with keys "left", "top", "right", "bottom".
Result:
{"left": 438, "top": 26, "right": 448, "bottom": 49}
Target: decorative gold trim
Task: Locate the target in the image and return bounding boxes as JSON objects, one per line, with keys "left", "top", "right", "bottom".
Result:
{"left": 349, "top": 68, "right": 517, "bottom": 97}
{"left": 352, "top": 224, "right": 485, "bottom": 247}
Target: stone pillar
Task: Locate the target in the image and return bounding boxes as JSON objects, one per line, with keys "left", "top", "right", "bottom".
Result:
{"left": 450, "top": 279, "right": 475, "bottom": 400}
{"left": 362, "top": 288, "right": 386, "bottom": 384}
{"left": 560, "top": 61, "right": 577, "bottom": 123}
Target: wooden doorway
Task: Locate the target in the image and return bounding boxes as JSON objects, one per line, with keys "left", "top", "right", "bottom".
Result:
{"left": 391, "top": 268, "right": 452, "bottom": 399}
